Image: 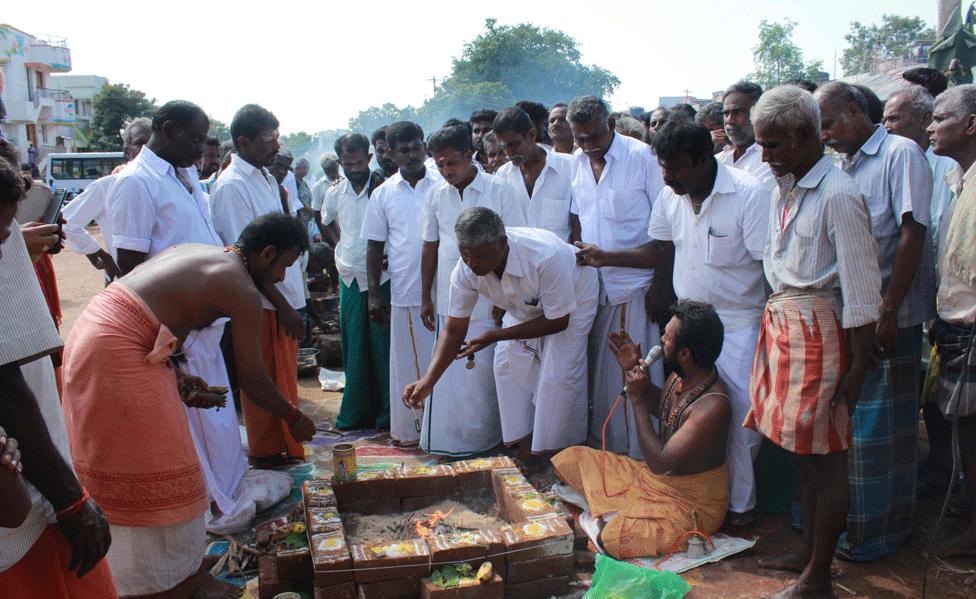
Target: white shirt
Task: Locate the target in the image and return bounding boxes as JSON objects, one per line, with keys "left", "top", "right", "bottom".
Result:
{"left": 62, "top": 174, "right": 116, "bottom": 256}
{"left": 495, "top": 151, "right": 578, "bottom": 242}
{"left": 283, "top": 170, "right": 299, "bottom": 210}
{"left": 649, "top": 162, "right": 770, "bottom": 332}
{"left": 718, "top": 142, "right": 775, "bottom": 189}
{"left": 841, "top": 125, "right": 934, "bottom": 327}
{"left": 311, "top": 175, "right": 339, "bottom": 211}
{"left": 937, "top": 160, "right": 976, "bottom": 324}
{"left": 421, "top": 170, "right": 526, "bottom": 319}
{"left": 572, "top": 132, "right": 664, "bottom": 304}
{"left": 765, "top": 155, "right": 883, "bottom": 328}
{"left": 361, "top": 169, "right": 440, "bottom": 306}
{"left": 927, "top": 146, "right": 959, "bottom": 255}
{"left": 107, "top": 146, "right": 222, "bottom": 258}
{"left": 322, "top": 178, "right": 387, "bottom": 290}
{"left": 209, "top": 154, "right": 306, "bottom": 310}
{"left": 448, "top": 227, "right": 580, "bottom": 322}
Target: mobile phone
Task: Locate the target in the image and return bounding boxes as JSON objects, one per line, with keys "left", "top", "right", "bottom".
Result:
{"left": 41, "top": 189, "right": 68, "bottom": 254}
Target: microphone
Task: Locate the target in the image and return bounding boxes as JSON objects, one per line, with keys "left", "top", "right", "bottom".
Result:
{"left": 621, "top": 345, "right": 663, "bottom": 397}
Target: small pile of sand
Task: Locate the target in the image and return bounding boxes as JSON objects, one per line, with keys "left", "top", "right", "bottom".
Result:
{"left": 342, "top": 496, "right": 506, "bottom": 545}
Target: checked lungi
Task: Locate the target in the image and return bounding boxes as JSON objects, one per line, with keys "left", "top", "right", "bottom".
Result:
{"left": 933, "top": 318, "right": 976, "bottom": 419}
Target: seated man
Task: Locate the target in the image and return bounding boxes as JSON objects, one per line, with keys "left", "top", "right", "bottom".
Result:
{"left": 552, "top": 300, "right": 731, "bottom": 559}
{"left": 61, "top": 213, "right": 316, "bottom": 599}
{"left": 404, "top": 207, "right": 597, "bottom": 462}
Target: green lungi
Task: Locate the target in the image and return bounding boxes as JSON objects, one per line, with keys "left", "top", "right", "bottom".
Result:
{"left": 336, "top": 279, "right": 391, "bottom": 430}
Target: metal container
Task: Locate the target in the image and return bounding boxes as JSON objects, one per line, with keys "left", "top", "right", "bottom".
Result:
{"left": 332, "top": 443, "right": 357, "bottom": 482}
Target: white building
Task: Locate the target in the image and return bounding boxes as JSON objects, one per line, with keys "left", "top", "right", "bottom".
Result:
{"left": 52, "top": 74, "right": 107, "bottom": 142}
{"left": 0, "top": 24, "right": 76, "bottom": 162}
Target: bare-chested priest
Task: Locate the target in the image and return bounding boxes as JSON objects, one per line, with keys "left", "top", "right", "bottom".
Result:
{"left": 552, "top": 300, "right": 731, "bottom": 559}
{"left": 61, "top": 213, "right": 316, "bottom": 599}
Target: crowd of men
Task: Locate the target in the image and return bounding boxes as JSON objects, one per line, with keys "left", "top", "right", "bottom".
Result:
{"left": 0, "top": 63, "right": 974, "bottom": 598}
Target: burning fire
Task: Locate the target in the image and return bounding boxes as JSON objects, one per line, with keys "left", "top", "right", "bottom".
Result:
{"left": 415, "top": 507, "right": 455, "bottom": 538}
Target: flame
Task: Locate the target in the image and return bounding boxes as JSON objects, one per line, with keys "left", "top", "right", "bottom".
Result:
{"left": 415, "top": 507, "right": 455, "bottom": 538}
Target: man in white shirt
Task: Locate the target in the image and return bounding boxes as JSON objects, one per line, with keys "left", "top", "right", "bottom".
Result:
{"left": 361, "top": 121, "right": 438, "bottom": 446}
{"left": 61, "top": 174, "right": 120, "bottom": 281}
{"left": 210, "top": 104, "right": 308, "bottom": 467}
{"left": 104, "top": 101, "right": 253, "bottom": 538}
{"left": 816, "top": 81, "right": 934, "bottom": 561}
{"left": 718, "top": 81, "right": 775, "bottom": 188}
{"left": 567, "top": 95, "right": 665, "bottom": 461}
{"left": 418, "top": 124, "right": 526, "bottom": 455}
{"left": 406, "top": 207, "right": 597, "bottom": 461}
{"left": 322, "top": 133, "right": 390, "bottom": 431}
{"left": 492, "top": 107, "right": 581, "bottom": 243}
{"left": 577, "top": 119, "right": 771, "bottom": 525}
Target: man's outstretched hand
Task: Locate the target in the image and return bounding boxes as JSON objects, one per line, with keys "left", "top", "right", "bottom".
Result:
{"left": 608, "top": 331, "right": 641, "bottom": 372}
{"left": 58, "top": 499, "right": 111, "bottom": 578}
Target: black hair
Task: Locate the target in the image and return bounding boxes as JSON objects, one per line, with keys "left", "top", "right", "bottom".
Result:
{"left": 151, "top": 100, "right": 207, "bottom": 133}
{"left": 852, "top": 84, "right": 884, "bottom": 125}
{"left": 515, "top": 100, "right": 549, "bottom": 124}
{"left": 652, "top": 119, "right": 713, "bottom": 162}
{"left": 205, "top": 137, "right": 221, "bottom": 148}
{"left": 219, "top": 140, "right": 235, "bottom": 160}
{"left": 469, "top": 109, "right": 498, "bottom": 124}
{"left": 723, "top": 81, "right": 763, "bottom": 104}
{"left": 442, "top": 118, "right": 473, "bottom": 137}
{"left": 903, "top": 67, "right": 948, "bottom": 97}
{"left": 491, "top": 107, "right": 534, "bottom": 136}
{"left": 671, "top": 300, "right": 724, "bottom": 369}
{"left": 334, "top": 133, "right": 371, "bottom": 159}
{"left": 0, "top": 156, "right": 26, "bottom": 206}
{"left": 669, "top": 103, "right": 698, "bottom": 121}
{"left": 695, "top": 102, "right": 725, "bottom": 128}
{"left": 384, "top": 121, "right": 425, "bottom": 150}
{"left": 787, "top": 79, "right": 818, "bottom": 93}
{"left": 428, "top": 124, "right": 472, "bottom": 154}
{"left": 237, "top": 213, "right": 310, "bottom": 256}
{"left": 230, "top": 104, "right": 279, "bottom": 151}
{"left": 550, "top": 102, "right": 568, "bottom": 110}
{"left": 567, "top": 96, "right": 610, "bottom": 125}
{"left": 370, "top": 127, "right": 388, "bottom": 146}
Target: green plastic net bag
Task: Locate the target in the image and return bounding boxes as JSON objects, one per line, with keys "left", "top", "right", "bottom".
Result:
{"left": 584, "top": 553, "right": 691, "bottom": 599}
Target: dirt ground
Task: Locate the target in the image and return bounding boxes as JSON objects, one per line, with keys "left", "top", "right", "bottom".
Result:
{"left": 51, "top": 238, "right": 976, "bottom": 598}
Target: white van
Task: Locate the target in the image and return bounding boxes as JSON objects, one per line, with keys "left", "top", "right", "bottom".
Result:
{"left": 41, "top": 152, "right": 125, "bottom": 192}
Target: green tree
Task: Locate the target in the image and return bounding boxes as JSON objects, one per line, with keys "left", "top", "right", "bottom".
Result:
{"left": 281, "top": 131, "right": 314, "bottom": 159}
{"left": 208, "top": 117, "right": 230, "bottom": 142}
{"left": 89, "top": 83, "right": 157, "bottom": 150}
{"left": 750, "top": 19, "right": 824, "bottom": 89}
{"left": 348, "top": 103, "right": 414, "bottom": 136}
{"left": 841, "top": 15, "right": 936, "bottom": 75}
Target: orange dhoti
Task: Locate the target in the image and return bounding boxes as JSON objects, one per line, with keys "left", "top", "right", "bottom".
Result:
{"left": 241, "top": 308, "right": 304, "bottom": 460}
{"left": 0, "top": 525, "right": 118, "bottom": 599}
{"left": 552, "top": 446, "right": 728, "bottom": 559}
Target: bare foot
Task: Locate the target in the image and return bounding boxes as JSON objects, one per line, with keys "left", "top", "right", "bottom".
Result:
{"left": 759, "top": 554, "right": 843, "bottom": 577}
{"left": 190, "top": 573, "right": 243, "bottom": 599}
{"left": 765, "top": 581, "right": 836, "bottom": 599}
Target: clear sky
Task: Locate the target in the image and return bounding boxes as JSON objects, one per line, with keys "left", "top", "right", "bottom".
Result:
{"left": 6, "top": 0, "right": 938, "bottom": 133}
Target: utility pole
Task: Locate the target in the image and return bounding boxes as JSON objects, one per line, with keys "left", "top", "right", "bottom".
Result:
{"left": 428, "top": 76, "right": 438, "bottom": 95}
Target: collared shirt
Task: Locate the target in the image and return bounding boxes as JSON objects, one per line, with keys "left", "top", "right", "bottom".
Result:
{"left": 841, "top": 125, "right": 934, "bottom": 327}
{"left": 718, "top": 142, "right": 775, "bottom": 189}
{"left": 209, "top": 153, "right": 306, "bottom": 310}
{"left": 448, "top": 227, "right": 579, "bottom": 322}
{"left": 283, "top": 171, "right": 299, "bottom": 212}
{"left": 765, "top": 155, "right": 882, "bottom": 328}
{"left": 938, "top": 160, "right": 976, "bottom": 324}
{"left": 322, "top": 177, "right": 386, "bottom": 289}
{"left": 106, "top": 146, "right": 222, "bottom": 258}
{"left": 496, "top": 151, "right": 578, "bottom": 242}
{"left": 311, "top": 175, "right": 343, "bottom": 211}
{"left": 361, "top": 168, "right": 439, "bottom": 306}
{"left": 421, "top": 170, "right": 527, "bottom": 319}
{"left": 62, "top": 174, "right": 116, "bottom": 256}
{"left": 571, "top": 132, "right": 664, "bottom": 305}
{"left": 927, "top": 146, "right": 959, "bottom": 254}
{"left": 649, "top": 162, "right": 770, "bottom": 332}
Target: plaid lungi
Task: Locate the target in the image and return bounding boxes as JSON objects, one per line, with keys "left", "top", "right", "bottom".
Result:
{"left": 933, "top": 318, "right": 976, "bottom": 418}
{"left": 745, "top": 289, "right": 851, "bottom": 455}
{"left": 838, "top": 325, "right": 922, "bottom": 562}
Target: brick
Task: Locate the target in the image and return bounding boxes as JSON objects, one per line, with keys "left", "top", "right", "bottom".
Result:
{"left": 505, "top": 554, "right": 574, "bottom": 584}
{"left": 503, "top": 575, "right": 571, "bottom": 599}
{"left": 503, "top": 489, "right": 556, "bottom": 523}
{"left": 307, "top": 507, "right": 344, "bottom": 535}
{"left": 269, "top": 547, "right": 312, "bottom": 580}
{"left": 303, "top": 480, "right": 338, "bottom": 508}
{"left": 490, "top": 468, "right": 532, "bottom": 500}
{"left": 421, "top": 574, "right": 504, "bottom": 599}
{"left": 351, "top": 538, "right": 431, "bottom": 583}
{"left": 452, "top": 457, "right": 516, "bottom": 492}
{"left": 258, "top": 576, "right": 314, "bottom": 599}
{"left": 314, "top": 582, "right": 357, "bottom": 599}
{"left": 396, "top": 464, "right": 458, "bottom": 498}
{"left": 310, "top": 532, "right": 354, "bottom": 585}
{"left": 356, "top": 577, "right": 422, "bottom": 599}
{"left": 332, "top": 469, "right": 399, "bottom": 507}
{"left": 426, "top": 530, "right": 503, "bottom": 571}
{"left": 498, "top": 516, "right": 574, "bottom": 563}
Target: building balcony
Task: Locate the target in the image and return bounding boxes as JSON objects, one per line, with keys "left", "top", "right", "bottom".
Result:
{"left": 25, "top": 36, "right": 72, "bottom": 72}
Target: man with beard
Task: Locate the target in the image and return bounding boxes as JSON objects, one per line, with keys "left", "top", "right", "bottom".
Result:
{"left": 210, "top": 104, "right": 308, "bottom": 466}
{"left": 371, "top": 127, "right": 398, "bottom": 178}
{"left": 481, "top": 131, "right": 507, "bottom": 174}
{"left": 198, "top": 137, "right": 222, "bottom": 184}
{"left": 470, "top": 109, "right": 497, "bottom": 172}
{"left": 548, "top": 103, "right": 574, "bottom": 154}
{"left": 322, "top": 133, "right": 389, "bottom": 431}
{"left": 719, "top": 81, "right": 774, "bottom": 188}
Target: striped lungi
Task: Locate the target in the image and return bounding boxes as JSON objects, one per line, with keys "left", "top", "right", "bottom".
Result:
{"left": 744, "top": 288, "right": 851, "bottom": 455}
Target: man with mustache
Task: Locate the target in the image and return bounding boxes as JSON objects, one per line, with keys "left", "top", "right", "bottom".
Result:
{"left": 322, "top": 133, "right": 389, "bottom": 431}
{"left": 718, "top": 81, "right": 774, "bottom": 189}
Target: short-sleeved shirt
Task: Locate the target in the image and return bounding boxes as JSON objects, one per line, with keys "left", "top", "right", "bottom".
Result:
{"left": 209, "top": 154, "right": 306, "bottom": 310}
{"left": 106, "top": 146, "right": 222, "bottom": 258}
{"left": 62, "top": 174, "right": 115, "bottom": 256}
{"left": 649, "top": 162, "right": 770, "bottom": 332}
{"left": 495, "top": 151, "right": 578, "bottom": 242}
{"left": 718, "top": 142, "right": 775, "bottom": 189}
{"left": 842, "top": 125, "right": 934, "bottom": 327}
{"left": 311, "top": 175, "right": 342, "bottom": 211}
{"left": 361, "top": 169, "right": 440, "bottom": 306}
{"left": 571, "top": 132, "right": 664, "bottom": 304}
{"left": 927, "top": 146, "right": 959, "bottom": 256}
{"left": 448, "top": 227, "right": 579, "bottom": 322}
{"left": 322, "top": 177, "right": 388, "bottom": 290}
{"left": 421, "top": 171, "right": 526, "bottom": 319}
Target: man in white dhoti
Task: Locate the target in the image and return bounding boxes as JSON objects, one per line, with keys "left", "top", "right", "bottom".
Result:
{"left": 362, "top": 121, "right": 440, "bottom": 446}
{"left": 405, "top": 207, "right": 597, "bottom": 464}
{"left": 105, "top": 101, "right": 250, "bottom": 532}
{"left": 567, "top": 95, "right": 666, "bottom": 460}
{"left": 418, "top": 124, "right": 526, "bottom": 455}
{"left": 577, "top": 118, "right": 770, "bottom": 526}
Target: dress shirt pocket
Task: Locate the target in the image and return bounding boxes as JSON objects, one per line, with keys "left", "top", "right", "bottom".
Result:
{"left": 603, "top": 189, "right": 643, "bottom": 221}
{"left": 705, "top": 230, "right": 748, "bottom": 267}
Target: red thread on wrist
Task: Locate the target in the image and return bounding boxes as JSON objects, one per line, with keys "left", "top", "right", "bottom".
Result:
{"left": 56, "top": 487, "right": 89, "bottom": 520}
